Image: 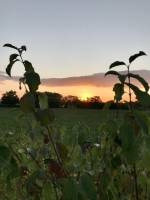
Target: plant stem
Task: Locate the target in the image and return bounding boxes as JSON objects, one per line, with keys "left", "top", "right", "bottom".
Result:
{"left": 46, "top": 126, "right": 68, "bottom": 177}
{"left": 47, "top": 126, "right": 62, "bottom": 166}
{"left": 133, "top": 164, "right": 139, "bottom": 200}
{"left": 127, "top": 65, "right": 132, "bottom": 108}
{"left": 19, "top": 51, "right": 24, "bottom": 64}
{"left": 18, "top": 50, "right": 29, "bottom": 92}
{"left": 49, "top": 174, "right": 59, "bottom": 200}
{"left": 127, "top": 65, "right": 139, "bottom": 200}
{"left": 145, "top": 183, "right": 147, "bottom": 200}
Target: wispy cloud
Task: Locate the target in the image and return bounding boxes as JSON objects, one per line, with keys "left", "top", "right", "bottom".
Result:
{"left": 42, "top": 70, "right": 150, "bottom": 87}
{"left": 0, "top": 70, "right": 150, "bottom": 88}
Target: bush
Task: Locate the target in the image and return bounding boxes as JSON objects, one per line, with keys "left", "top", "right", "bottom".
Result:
{"left": 1, "top": 90, "right": 19, "bottom": 106}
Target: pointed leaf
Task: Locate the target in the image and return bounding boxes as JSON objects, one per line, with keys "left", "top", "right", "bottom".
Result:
{"left": 125, "top": 83, "right": 150, "bottom": 107}
{"left": 3, "top": 43, "right": 18, "bottom": 50}
{"left": 56, "top": 142, "right": 69, "bottom": 162}
{"left": 79, "top": 174, "right": 97, "bottom": 200}
{"left": 129, "top": 51, "right": 146, "bottom": 63}
{"left": 133, "top": 110, "right": 149, "bottom": 135}
{"left": 21, "top": 45, "right": 27, "bottom": 51}
{"left": 105, "top": 71, "right": 127, "bottom": 83}
{"left": 113, "top": 83, "right": 124, "bottom": 102}
{"left": 23, "top": 60, "right": 34, "bottom": 72}
{"left": 24, "top": 71, "right": 41, "bottom": 92}
{"left": 109, "top": 61, "right": 126, "bottom": 69}
{"left": 120, "top": 119, "right": 140, "bottom": 164}
{"left": 20, "top": 93, "right": 35, "bottom": 112}
{"left": 38, "top": 93, "right": 48, "bottom": 109}
{"left": 62, "top": 178, "right": 78, "bottom": 200}
{"left": 42, "top": 182, "right": 53, "bottom": 200}
{"left": 0, "top": 145, "right": 10, "bottom": 168}
{"left": 6, "top": 59, "right": 19, "bottom": 77}
{"left": 118, "top": 74, "right": 127, "bottom": 83}
{"left": 128, "top": 73, "right": 149, "bottom": 92}
{"left": 105, "top": 70, "right": 120, "bottom": 76}
{"left": 9, "top": 54, "right": 19, "bottom": 62}
{"left": 34, "top": 108, "right": 55, "bottom": 126}
{"left": 19, "top": 77, "right": 25, "bottom": 90}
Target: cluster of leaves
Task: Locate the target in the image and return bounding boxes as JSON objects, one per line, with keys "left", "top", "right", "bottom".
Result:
{"left": 105, "top": 51, "right": 150, "bottom": 106}
{"left": 104, "top": 52, "right": 150, "bottom": 199}
{"left": 4, "top": 43, "right": 40, "bottom": 92}
{"left": 1, "top": 44, "right": 150, "bottom": 200}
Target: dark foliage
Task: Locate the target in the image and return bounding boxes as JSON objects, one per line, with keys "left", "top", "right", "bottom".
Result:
{"left": 1, "top": 90, "right": 19, "bottom": 106}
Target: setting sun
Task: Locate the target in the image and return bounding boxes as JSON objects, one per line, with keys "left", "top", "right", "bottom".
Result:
{"left": 80, "top": 92, "right": 92, "bottom": 101}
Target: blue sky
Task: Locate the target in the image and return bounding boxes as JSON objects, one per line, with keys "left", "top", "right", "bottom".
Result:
{"left": 0, "top": 0, "right": 150, "bottom": 78}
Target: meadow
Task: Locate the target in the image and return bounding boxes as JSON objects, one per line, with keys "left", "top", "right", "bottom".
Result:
{"left": 0, "top": 107, "right": 117, "bottom": 127}
{"left": 1, "top": 45, "right": 150, "bottom": 199}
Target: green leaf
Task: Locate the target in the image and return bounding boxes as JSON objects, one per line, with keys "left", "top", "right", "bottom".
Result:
{"left": 120, "top": 119, "right": 140, "bottom": 164}
{"left": 109, "top": 61, "right": 126, "bottom": 69}
{"left": 42, "top": 182, "right": 53, "bottom": 200}
{"left": 0, "top": 145, "right": 10, "bottom": 168}
{"left": 26, "top": 170, "right": 45, "bottom": 195}
{"left": 9, "top": 54, "right": 19, "bottom": 62}
{"left": 6, "top": 59, "right": 19, "bottom": 77}
{"left": 132, "top": 110, "right": 149, "bottom": 135}
{"left": 24, "top": 72, "right": 41, "bottom": 92}
{"left": 128, "top": 73, "right": 149, "bottom": 92}
{"left": 105, "top": 70, "right": 120, "bottom": 76}
{"left": 118, "top": 74, "right": 127, "bottom": 83}
{"left": 7, "top": 157, "right": 20, "bottom": 181}
{"left": 62, "top": 178, "right": 78, "bottom": 200}
{"left": 125, "top": 83, "right": 150, "bottom": 107}
{"left": 21, "top": 45, "right": 27, "bottom": 51}
{"left": 19, "top": 77, "right": 26, "bottom": 90}
{"left": 20, "top": 93, "right": 35, "bottom": 112}
{"left": 140, "top": 147, "right": 150, "bottom": 169}
{"left": 111, "top": 155, "right": 122, "bottom": 169}
{"left": 105, "top": 71, "right": 127, "bottom": 84}
{"left": 23, "top": 60, "right": 34, "bottom": 73}
{"left": 56, "top": 142, "right": 69, "bottom": 162}
{"left": 113, "top": 83, "right": 124, "bottom": 102}
{"left": 38, "top": 93, "right": 48, "bottom": 109}
{"left": 79, "top": 174, "right": 97, "bottom": 200}
{"left": 34, "top": 108, "right": 55, "bottom": 126}
{"left": 3, "top": 43, "right": 18, "bottom": 50}
{"left": 129, "top": 51, "right": 146, "bottom": 63}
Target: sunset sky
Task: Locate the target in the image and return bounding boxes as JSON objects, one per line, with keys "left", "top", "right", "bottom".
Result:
{"left": 0, "top": 0, "right": 150, "bottom": 101}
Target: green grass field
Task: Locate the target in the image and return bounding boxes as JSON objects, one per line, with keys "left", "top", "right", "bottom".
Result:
{"left": 0, "top": 107, "right": 119, "bottom": 148}
{"left": 1, "top": 108, "right": 150, "bottom": 199}
{"left": 0, "top": 107, "right": 121, "bottom": 127}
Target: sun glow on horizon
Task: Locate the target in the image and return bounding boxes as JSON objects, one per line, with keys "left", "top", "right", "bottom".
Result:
{"left": 0, "top": 80, "right": 116, "bottom": 102}
{"left": 79, "top": 92, "right": 93, "bottom": 101}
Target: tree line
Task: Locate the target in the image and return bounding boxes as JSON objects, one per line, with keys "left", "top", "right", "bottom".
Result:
{"left": 0, "top": 90, "right": 143, "bottom": 109}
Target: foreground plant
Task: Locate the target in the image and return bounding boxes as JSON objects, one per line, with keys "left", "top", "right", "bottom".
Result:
{"left": 1, "top": 44, "right": 150, "bottom": 200}
{"left": 105, "top": 51, "right": 150, "bottom": 199}
{"left": 2, "top": 44, "right": 98, "bottom": 200}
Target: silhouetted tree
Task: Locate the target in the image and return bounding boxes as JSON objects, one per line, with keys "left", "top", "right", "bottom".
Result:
{"left": 86, "top": 96, "right": 103, "bottom": 109}
{"left": 1, "top": 90, "right": 19, "bottom": 106}
{"left": 45, "top": 92, "right": 63, "bottom": 108}
{"left": 63, "top": 95, "right": 80, "bottom": 108}
{"left": 87, "top": 96, "right": 102, "bottom": 103}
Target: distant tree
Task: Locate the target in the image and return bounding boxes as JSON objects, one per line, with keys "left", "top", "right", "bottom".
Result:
{"left": 86, "top": 96, "right": 103, "bottom": 109}
{"left": 63, "top": 95, "right": 80, "bottom": 108}
{"left": 45, "top": 92, "right": 63, "bottom": 108}
{"left": 1, "top": 90, "right": 19, "bottom": 106}
{"left": 87, "top": 96, "right": 102, "bottom": 103}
